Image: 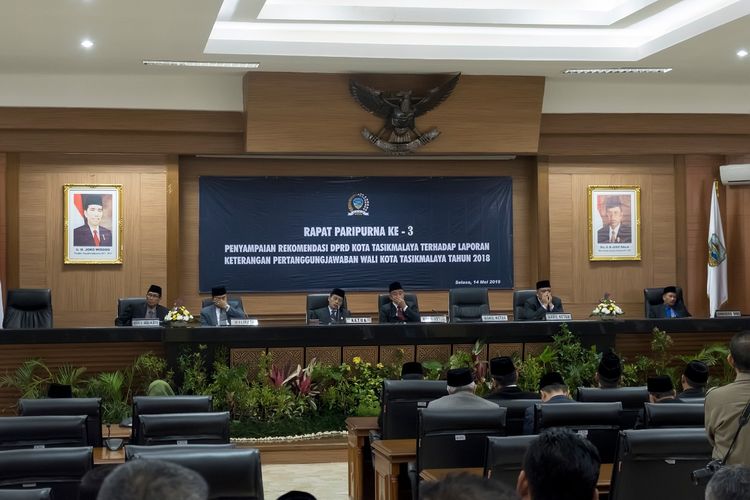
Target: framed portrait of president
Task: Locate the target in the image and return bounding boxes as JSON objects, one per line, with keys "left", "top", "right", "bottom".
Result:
{"left": 64, "top": 184, "right": 123, "bottom": 264}
{"left": 588, "top": 185, "right": 641, "bottom": 261}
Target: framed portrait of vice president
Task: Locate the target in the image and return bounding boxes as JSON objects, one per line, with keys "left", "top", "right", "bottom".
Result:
{"left": 588, "top": 185, "right": 641, "bottom": 261}
{"left": 64, "top": 184, "right": 123, "bottom": 264}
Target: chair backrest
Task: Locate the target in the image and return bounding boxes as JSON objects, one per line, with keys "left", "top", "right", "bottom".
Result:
{"left": 137, "top": 412, "right": 230, "bottom": 446}
{"left": 536, "top": 402, "right": 622, "bottom": 462}
{"left": 512, "top": 289, "right": 536, "bottom": 320}
{"left": 132, "top": 448, "right": 263, "bottom": 499}
{"left": 643, "top": 287, "right": 684, "bottom": 317}
{"left": 132, "top": 396, "right": 212, "bottom": 443}
{"left": 0, "top": 488, "right": 52, "bottom": 499}
{"left": 417, "top": 407, "right": 507, "bottom": 473}
{"left": 610, "top": 428, "right": 712, "bottom": 500}
{"left": 576, "top": 387, "right": 649, "bottom": 429}
{"left": 114, "top": 297, "right": 146, "bottom": 326}
{"left": 483, "top": 435, "right": 537, "bottom": 487}
{"left": 3, "top": 289, "right": 53, "bottom": 329}
{"left": 200, "top": 297, "right": 246, "bottom": 314}
{"left": 0, "top": 416, "right": 88, "bottom": 451}
{"left": 377, "top": 293, "right": 419, "bottom": 311}
{"left": 490, "top": 399, "right": 540, "bottom": 436}
{"left": 380, "top": 380, "right": 448, "bottom": 439}
{"left": 448, "top": 288, "right": 490, "bottom": 323}
{"left": 643, "top": 403, "right": 705, "bottom": 428}
{"left": 18, "top": 398, "right": 103, "bottom": 447}
{"left": 125, "top": 443, "right": 236, "bottom": 461}
{"left": 0, "top": 446, "right": 92, "bottom": 499}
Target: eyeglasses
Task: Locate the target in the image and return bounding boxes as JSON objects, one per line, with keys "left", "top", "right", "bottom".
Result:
{"left": 146, "top": 293, "right": 161, "bottom": 298}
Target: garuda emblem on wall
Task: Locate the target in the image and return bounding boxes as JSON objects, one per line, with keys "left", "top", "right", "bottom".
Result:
{"left": 349, "top": 73, "right": 460, "bottom": 155}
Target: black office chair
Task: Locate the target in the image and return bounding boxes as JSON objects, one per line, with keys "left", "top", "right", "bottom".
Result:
{"left": 576, "top": 387, "right": 649, "bottom": 429}
{"left": 0, "top": 488, "right": 52, "bottom": 499}
{"left": 377, "top": 294, "right": 419, "bottom": 313}
{"left": 512, "top": 289, "right": 536, "bottom": 320}
{"left": 483, "top": 435, "right": 536, "bottom": 487}
{"left": 201, "top": 297, "right": 246, "bottom": 314}
{"left": 18, "top": 398, "right": 103, "bottom": 447}
{"left": 644, "top": 287, "right": 685, "bottom": 318}
{"left": 306, "top": 293, "right": 349, "bottom": 324}
{"left": 136, "top": 412, "right": 230, "bottom": 446}
{"left": 131, "top": 448, "right": 264, "bottom": 500}
{"left": 535, "top": 402, "right": 622, "bottom": 463}
{"left": 0, "top": 416, "right": 88, "bottom": 451}
{"left": 114, "top": 297, "right": 146, "bottom": 326}
{"left": 2, "top": 289, "right": 52, "bottom": 329}
{"left": 380, "top": 380, "right": 448, "bottom": 439}
{"left": 125, "top": 443, "right": 236, "bottom": 461}
{"left": 643, "top": 403, "right": 705, "bottom": 428}
{"left": 448, "top": 288, "right": 490, "bottom": 323}
{"left": 490, "top": 399, "right": 540, "bottom": 436}
{"left": 610, "top": 428, "right": 712, "bottom": 500}
{"left": 131, "top": 395, "right": 213, "bottom": 444}
{"left": 0, "top": 447, "right": 93, "bottom": 499}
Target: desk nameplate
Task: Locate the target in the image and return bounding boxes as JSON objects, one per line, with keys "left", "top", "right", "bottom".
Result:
{"left": 345, "top": 317, "right": 372, "bottom": 324}
{"left": 230, "top": 318, "right": 259, "bottom": 326}
{"left": 132, "top": 319, "right": 160, "bottom": 327}
{"left": 482, "top": 314, "right": 508, "bottom": 322}
{"left": 421, "top": 315, "right": 448, "bottom": 323}
{"left": 715, "top": 311, "right": 741, "bottom": 318}
{"left": 546, "top": 313, "right": 572, "bottom": 321}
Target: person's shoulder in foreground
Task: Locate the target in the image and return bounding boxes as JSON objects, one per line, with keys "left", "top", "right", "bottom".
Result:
{"left": 705, "top": 464, "right": 750, "bottom": 500}
{"left": 420, "top": 472, "right": 519, "bottom": 500}
{"left": 96, "top": 459, "right": 209, "bottom": 500}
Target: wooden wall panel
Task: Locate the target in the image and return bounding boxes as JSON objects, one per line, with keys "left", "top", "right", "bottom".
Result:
{"left": 547, "top": 156, "right": 677, "bottom": 319}
{"left": 17, "top": 154, "right": 168, "bottom": 327}
{"left": 243, "top": 73, "right": 545, "bottom": 154}
{"left": 0, "top": 154, "right": 6, "bottom": 287}
{"left": 179, "top": 156, "right": 535, "bottom": 321}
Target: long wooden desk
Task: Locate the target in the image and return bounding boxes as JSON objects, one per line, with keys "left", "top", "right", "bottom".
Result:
{"left": 347, "top": 416, "right": 379, "bottom": 500}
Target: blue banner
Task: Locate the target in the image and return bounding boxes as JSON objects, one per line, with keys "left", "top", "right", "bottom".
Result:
{"left": 199, "top": 177, "right": 513, "bottom": 292}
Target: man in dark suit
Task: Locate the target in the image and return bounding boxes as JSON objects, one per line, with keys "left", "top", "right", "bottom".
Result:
{"left": 308, "top": 288, "right": 351, "bottom": 325}
{"left": 199, "top": 286, "right": 245, "bottom": 326}
{"left": 520, "top": 280, "right": 564, "bottom": 320}
{"left": 523, "top": 372, "right": 572, "bottom": 434}
{"left": 677, "top": 360, "right": 708, "bottom": 399}
{"left": 597, "top": 199, "right": 631, "bottom": 243}
{"left": 595, "top": 351, "right": 622, "bottom": 389}
{"left": 118, "top": 284, "right": 169, "bottom": 326}
{"left": 379, "top": 281, "right": 420, "bottom": 323}
{"left": 485, "top": 356, "right": 538, "bottom": 401}
{"left": 73, "top": 194, "right": 113, "bottom": 247}
{"left": 649, "top": 285, "right": 691, "bottom": 318}
{"left": 634, "top": 375, "right": 683, "bottom": 428}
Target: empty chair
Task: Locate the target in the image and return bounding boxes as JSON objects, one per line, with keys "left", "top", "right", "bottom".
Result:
{"left": 125, "top": 443, "right": 236, "bottom": 461}
{"left": 448, "top": 288, "right": 490, "bottom": 323}
{"left": 136, "top": 412, "right": 230, "bottom": 446}
{"left": 483, "top": 435, "right": 536, "bottom": 488}
{"left": 535, "top": 402, "right": 622, "bottom": 462}
{"left": 512, "top": 289, "right": 536, "bottom": 320}
{"left": 0, "top": 447, "right": 92, "bottom": 500}
{"left": 131, "top": 448, "right": 263, "bottom": 499}
{"left": 114, "top": 297, "right": 147, "bottom": 326}
{"left": 131, "top": 395, "right": 212, "bottom": 443}
{"left": 644, "top": 287, "right": 687, "bottom": 318}
{"left": 643, "top": 403, "right": 705, "bottom": 428}
{"left": 576, "top": 386, "right": 649, "bottom": 429}
{"left": 610, "top": 428, "right": 712, "bottom": 500}
{"left": 491, "top": 399, "right": 539, "bottom": 436}
{"left": 0, "top": 416, "right": 88, "bottom": 451}
{"left": 0, "top": 489, "right": 51, "bottom": 499}
{"left": 18, "top": 398, "right": 103, "bottom": 447}
{"left": 380, "top": 380, "right": 448, "bottom": 439}
{"left": 2, "top": 289, "right": 52, "bottom": 329}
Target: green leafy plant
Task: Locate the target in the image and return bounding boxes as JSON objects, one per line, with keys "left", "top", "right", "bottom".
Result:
{"left": 0, "top": 359, "right": 52, "bottom": 401}
{"left": 178, "top": 344, "right": 209, "bottom": 395}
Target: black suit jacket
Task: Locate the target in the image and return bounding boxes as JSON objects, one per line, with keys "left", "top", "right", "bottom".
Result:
{"left": 484, "top": 386, "right": 539, "bottom": 401}
{"left": 521, "top": 296, "right": 564, "bottom": 321}
{"left": 677, "top": 387, "right": 705, "bottom": 399}
{"left": 597, "top": 224, "right": 632, "bottom": 243}
{"left": 379, "top": 301, "right": 420, "bottom": 323}
{"left": 120, "top": 303, "right": 169, "bottom": 326}
{"left": 73, "top": 224, "right": 113, "bottom": 246}
{"left": 309, "top": 306, "right": 351, "bottom": 325}
{"left": 634, "top": 397, "right": 684, "bottom": 429}
{"left": 649, "top": 302, "right": 691, "bottom": 318}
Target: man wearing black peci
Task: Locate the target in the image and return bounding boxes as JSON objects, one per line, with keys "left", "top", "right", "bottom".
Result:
{"left": 520, "top": 280, "right": 564, "bottom": 320}
{"left": 118, "top": 284, "right": 169, "bottom": 326}
{"left": 485, "top": 356, "right": 538, "bottom": 401}
{"left": 199, "top": 286, "right": 245, "bottom": 326}
{"left": 379, "top": 281, "right": 420, "bottom": 323}
{"left": 677, "top": 360, "right": 709, "bottom": 399}
{"left": 649, "top": 285, "right": 691, "bottom": 318}
{"left": 308, "top": 288, "right": 351, "bottom": 325}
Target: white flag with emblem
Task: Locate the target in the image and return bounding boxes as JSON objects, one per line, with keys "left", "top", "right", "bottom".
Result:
{"left": 707, "top": 180, "right": 728, "bottom": 318}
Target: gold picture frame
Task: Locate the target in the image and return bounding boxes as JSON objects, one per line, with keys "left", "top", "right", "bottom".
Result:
{"left": 588, "top": 185, "right": 641, "bottom": 261}
{"left": 64, "top": 184, "right": 123, "bottom": 264}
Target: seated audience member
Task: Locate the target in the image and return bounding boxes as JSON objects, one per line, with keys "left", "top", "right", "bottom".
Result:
{"left": 400, "top": 361, "right": 424, "bottom": 380}
{"left": 308, "top": 288, "right": 350, "bottom": 325}
{"left": 277, "top": 491, "right": 318, "bottom": 500}
{"left": 649, "top": 285, "right": 691, "bottom": 318}
{"left": 516, "top": 428, "right": 601, "bottom": 500}
{"left": 705, "top": 465, "right": 750, "bottom": 500}
{"left": 705, "top": 331, "right": 750, "bottom": 465}
{"left": 379, "top": 281, "right": 420, "bottom": 323}
{"left": 119, "top": 285, "right": 169, "bottom": 326}
{"left": 79, "top": 464, "right": 118, "bottom": 500}
{"left": 634, "top": 375, "right": 682, "bottom": 428}
{"left": 485, "top": 356, "right": 538, "bottom": 401}
{"left": 595, "top": 351, "right": 622, "bottom": 389}
{"left": 421, "top": 472, "right": 519, "bottom": 500}
{"left": 199, "top": 286, "right": 245, "bottom": 326}
{"left": 147, "top": 379, "right": 175, "bottom": 396}
{"left": 678, "top": 359, "right": 709, "bottom": 399}
{"left": 47, "top": 382, "right": 73, "bottom": 398}
{"left": 428, "top": 367, "right": 498, "bottom": 410}
{"left": 521, "top": 280, "right": 564, "bottom": 321}
{"left": 523, "top": 372, "right": 571, "bottom": 434}
{"left": 97, "top": 459, "right": 209, "bottom": 500}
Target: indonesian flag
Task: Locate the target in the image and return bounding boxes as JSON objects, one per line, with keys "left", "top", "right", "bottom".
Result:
{"left": 71, "top": 193, "right": 86, "bottom": 228}
{"left": 707, "top": 181, "right": 728, "bottom": 318}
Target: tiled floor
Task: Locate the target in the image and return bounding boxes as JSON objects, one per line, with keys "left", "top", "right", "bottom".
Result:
{"left": 263, "top": 462, "right": 348, "bottom": 499}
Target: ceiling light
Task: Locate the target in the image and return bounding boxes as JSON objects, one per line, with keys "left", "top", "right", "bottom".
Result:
{"left": 142, "top": 60, "right": 260, "bottom": 69}
{"left": 563, "top": 67, "right": 672, "bottom": 74}
{"left": 80, "top": 39, "right": 94, "bottom": 49}
{"left": 738, "top": 49, "right": 748, "bottom": 58}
